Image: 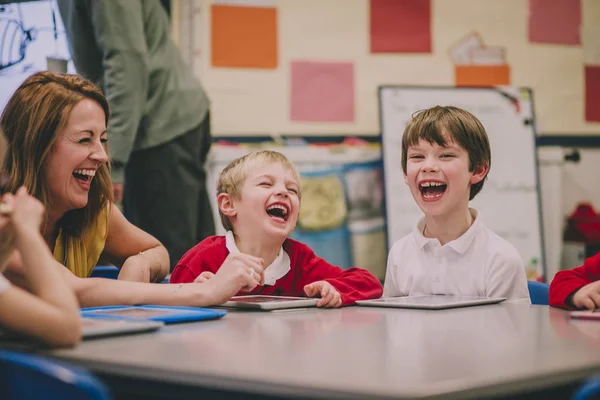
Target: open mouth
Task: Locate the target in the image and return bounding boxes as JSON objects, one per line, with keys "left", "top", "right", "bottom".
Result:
{"left": 419, "top": 180, "right": 447, "bottom": 200}
{"left": 72, "top": 168, "right": 96, "bottom": 184}
{"left": 266, "top": 203, "right": 289, "bottom": 222}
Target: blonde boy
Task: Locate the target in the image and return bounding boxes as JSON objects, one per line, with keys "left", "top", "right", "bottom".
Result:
{"left": 383, "top": 106, "right": 530, "bottom": 303}
{"left": 171, "top": 151, "right": 383, "bottom": 307}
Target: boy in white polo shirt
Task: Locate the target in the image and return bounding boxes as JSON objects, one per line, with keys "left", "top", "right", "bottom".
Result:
{"left": 383, "top": 106, "right": 530, "bottom": 303}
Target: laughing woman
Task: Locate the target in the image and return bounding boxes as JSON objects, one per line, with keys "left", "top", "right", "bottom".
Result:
{"left": 0, "top": 72, "right": 263, "bottom": 307}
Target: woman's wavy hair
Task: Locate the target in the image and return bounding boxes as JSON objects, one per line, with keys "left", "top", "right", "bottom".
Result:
{"left": 0, "top": 71, "right": 113, "bottom": 236}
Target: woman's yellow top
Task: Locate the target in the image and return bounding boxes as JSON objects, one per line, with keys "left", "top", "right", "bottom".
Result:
{"left": 53, "top": 206, "right": 110, "bottom": 278}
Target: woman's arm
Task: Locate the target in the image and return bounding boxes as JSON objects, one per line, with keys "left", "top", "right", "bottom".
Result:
{"left": 64, "top": 256, "right": 259, "bottom": 307}
{"left": 0, "top": 188, "right": 81, "bottom": 347}
{"left": 102, "top": 204, "right": 169, "bottom": 283}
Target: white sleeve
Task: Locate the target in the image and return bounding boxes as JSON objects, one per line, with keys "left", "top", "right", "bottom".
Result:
{"left": 0, "top": 273, "right": 11, "bottom": 294}
{"left": 383, "top": 246, "right": 399, "bottom": 297}
{"left": 486, "top": 249, "right": 531, "bottom": 304}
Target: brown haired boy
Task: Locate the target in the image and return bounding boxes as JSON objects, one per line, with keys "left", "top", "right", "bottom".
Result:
{"left": 384, "top": 106, "right": 530, "bottom": 303}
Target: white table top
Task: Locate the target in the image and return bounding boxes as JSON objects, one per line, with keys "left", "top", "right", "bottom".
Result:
{"left": 46, "top": 305, "right": 600, "bottom": 399}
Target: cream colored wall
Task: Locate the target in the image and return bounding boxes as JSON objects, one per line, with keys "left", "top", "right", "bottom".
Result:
{"left": 182, "top": 0, "right": 600, "bottom": 136}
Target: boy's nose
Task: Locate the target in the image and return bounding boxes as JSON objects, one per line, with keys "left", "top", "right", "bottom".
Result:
{"left": 422, "top": 158, "right": 439, "bottom": 172}
{"left": 274, "top": 185, "right": 289, "bottom": 197}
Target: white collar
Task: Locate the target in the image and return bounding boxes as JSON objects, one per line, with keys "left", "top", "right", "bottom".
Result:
{"left": 413, "top": 208, "right": 483, "bottom": 254}
{"left": 225, "top": 231, "right": 291, "bottom": 286}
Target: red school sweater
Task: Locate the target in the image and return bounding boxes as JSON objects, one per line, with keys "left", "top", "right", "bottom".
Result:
{"left": 171, "top": 236, "right": 383, "bottom": 306}
{"left": 550, "top": 252, "right": 600, "bottom": 308}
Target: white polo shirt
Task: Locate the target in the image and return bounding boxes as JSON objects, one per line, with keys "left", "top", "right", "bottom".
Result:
{"left": 383, "top": 209, "right": 531, "bottom": 304}
{"left": 0, "top": 273, "right": 10, "bottom": 295}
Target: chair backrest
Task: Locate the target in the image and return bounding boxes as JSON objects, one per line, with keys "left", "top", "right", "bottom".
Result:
{"left": 573, "top": 374, "right": 600, "bottom": 400}
{"left": 0, "top": 350, "right": 111, "bottom": 400}
{"left": 90, "top": 265, "right": 119, "bottom": 279}
{"left": 528, "top": 280, "right": 550, "bottom": 305}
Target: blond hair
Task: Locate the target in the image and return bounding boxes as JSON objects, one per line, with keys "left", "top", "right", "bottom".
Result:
{"left": 401, "top": 106, "right": 491, "bottom": 200}
{"left": 0, "top": 71, "right": 113, "bottom": 236}
{"left": 217, "top": 150, "right": 300, "bottom": 231}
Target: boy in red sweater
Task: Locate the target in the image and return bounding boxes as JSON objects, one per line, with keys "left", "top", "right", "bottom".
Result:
{"left": 550, "top": 253, "right": 600, "bottom": 310}
{"left": 171, "top": 150, "right": 383, "bottom": 307}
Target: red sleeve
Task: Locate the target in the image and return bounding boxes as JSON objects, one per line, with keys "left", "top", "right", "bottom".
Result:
{"left": 170, "top": 236, "right": 228, "bottom": 284}
{"left": 549, "top": 252, "right": 600, "bottom": 308}
{"left": 287, "top": 240, "right": 383, "bottom": 306}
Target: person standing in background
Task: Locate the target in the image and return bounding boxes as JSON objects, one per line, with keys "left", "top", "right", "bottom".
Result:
{"left": 57, "top": 0, "right": 214, "bottom": 271}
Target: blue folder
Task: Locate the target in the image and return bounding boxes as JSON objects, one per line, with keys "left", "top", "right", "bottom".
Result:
{"left": 81, "top": 305, "right": 227, "bottom": 325}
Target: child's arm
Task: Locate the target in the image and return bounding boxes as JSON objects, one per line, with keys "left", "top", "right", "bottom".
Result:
{"left": 382, "top": 244, "right": 401, "bottom": 297}
{"left": 295, "top": 242, "right": 383, "bottom": 306}
{"left": 550, "top": 253, "right": 600, "bottom": 309}
{"left": 0, "top": 188, "right": 81, "bottom": 347}
{"left": 486, "top": 250, "right": 530, "bottom": 303}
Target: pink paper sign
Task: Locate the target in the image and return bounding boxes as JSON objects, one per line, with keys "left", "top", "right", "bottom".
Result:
{"left": 370, "top": 0, "right": 431, "bottom": 53}
{"left": 585, "top": 66, "right": 600, "bottom": 122}
{"left": 290, "top": 61, "right": 355, "bottom": 122}
{"left": 529, "top": 0, "right": 581, "bottom": 45}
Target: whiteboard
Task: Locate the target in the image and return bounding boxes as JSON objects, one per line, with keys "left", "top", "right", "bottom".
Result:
{"left": 379, "top": 86, "right": 545, "bottom": 277}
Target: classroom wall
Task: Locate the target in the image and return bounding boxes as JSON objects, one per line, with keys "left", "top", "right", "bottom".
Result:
{"left": 178, "top": 0, "right": 600, "bottom": 136}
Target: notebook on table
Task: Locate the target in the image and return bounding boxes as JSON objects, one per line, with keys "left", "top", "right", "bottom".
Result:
{"left": 81, "top": 305, "right": 227, "bottom": 324}
{"left": 221, "top": 295, "right": 318, "bottom": 311}
{"left": 355, "top": 295, "right": 506, "bottom": 310}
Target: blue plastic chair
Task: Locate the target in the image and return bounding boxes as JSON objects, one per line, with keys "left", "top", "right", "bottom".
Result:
{"left": 0, "top": 350, "right": 111, "bottom": 400}
{"left": 573, "top": 374, "right": 600, "bottom": 400}
{"left": 528, "top": 280, "right": 550, "bottom": 305}
{"left": 90, "top": 265, "right": 119, "bottom": 279}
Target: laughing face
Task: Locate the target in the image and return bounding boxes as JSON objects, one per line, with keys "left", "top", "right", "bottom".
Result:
{"left": 223, "top": 161, "right": 300, "bottom": 240}
{"left": 44, "top": 99, "right": 108, "bottom": 214}
{"left": 404, "top": 136, "right": 486, "bottom": 218}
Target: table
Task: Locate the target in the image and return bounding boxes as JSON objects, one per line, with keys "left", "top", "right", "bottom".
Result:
{"left": 45, "top": 305, "right": 600, "bottom": 399}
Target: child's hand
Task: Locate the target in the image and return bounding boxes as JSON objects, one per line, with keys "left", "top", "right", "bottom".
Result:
{"left": 304, "top": 281, "right": 342, "bottom": 308}
{"left": 572, "top": 281, "right": 600, "bottom": 310}
{"left": 194, "top": 271, "right": 215, "bottom": 283}
{"left": 205, "top": 253, "right": 265, "bottom": 304}
{"left": 6, "top": 187, "right": 45, "bottom": 235}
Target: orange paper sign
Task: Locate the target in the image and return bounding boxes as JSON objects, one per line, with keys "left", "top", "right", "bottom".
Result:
{"left": 211, "top": 5, "right": 278, "bottom": 69}
{"left": 455, "top": 65, "right": 510, "bottom": 87}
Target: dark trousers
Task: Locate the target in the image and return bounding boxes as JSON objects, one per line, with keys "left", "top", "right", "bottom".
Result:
{"left": 123, "top": 113, "right": 215, "bottom": 271}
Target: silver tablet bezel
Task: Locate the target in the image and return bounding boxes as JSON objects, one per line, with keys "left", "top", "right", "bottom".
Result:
{"left": 223, "top": 295, "right": 319, "bottom": 310}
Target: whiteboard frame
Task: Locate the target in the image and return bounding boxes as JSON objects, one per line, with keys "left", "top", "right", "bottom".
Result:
{"left": 377, "top": 85, "right": 547, "bottom": 282}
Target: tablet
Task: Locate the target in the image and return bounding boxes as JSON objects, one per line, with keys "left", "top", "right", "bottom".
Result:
{"left": 222, "top": 295, "right": 319, "bottom": 310}
{"left": 0, "top": 318, "right": 163, "bottom": 343}
{"left": 355, "top": 295, "right": 506, "bottom": 310}
{"left": 81, "top": 305, "right": 227, "bottom": 324}
{"left": 81, "top": 317, "right": 163, "bottom": 339}
{"left": 569, "top": 310, "right": 600, "bottom": 320}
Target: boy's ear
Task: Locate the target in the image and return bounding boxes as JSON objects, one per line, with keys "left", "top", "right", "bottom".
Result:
{"left": 470, "top": 164, "right": 489, "bottom": 185}
{"left": 403, "top": 173, "right": 408, "bottom": 185}
{"left": 217, "top": 193, "right": 237, "bottom": 218}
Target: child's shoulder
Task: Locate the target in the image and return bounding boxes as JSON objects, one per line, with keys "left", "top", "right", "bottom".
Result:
{"left": 178, "top": 236, "right": 228, "bottom": 262}
{"left": 388, "top": 232, "right": 418, "bottom": 257}
{"left": 477, "top": 227, "right": 522, "bottom": 264}
{"left": 282, "top": 237, "right": 313, "bottom": 256}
